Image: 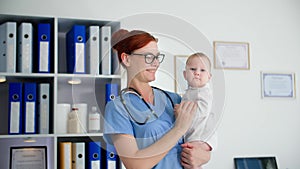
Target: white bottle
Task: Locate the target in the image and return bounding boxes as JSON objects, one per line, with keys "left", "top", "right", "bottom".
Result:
{"left": 88, "top": 106, "right": 100, "bottom": 133}
{"left": 67, "top": 107, "right": 81, "bottom": 133}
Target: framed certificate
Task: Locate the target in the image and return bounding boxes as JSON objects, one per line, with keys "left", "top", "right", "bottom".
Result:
{"left": 10, "top": 146, "right": 47, "bottom": 169}
{"left": 174, "top": 55, "right": 188, "bottom": 95}
{"left": 261, "top": 72, "right": 296, "bottom": 98}
{"left": 213, "top": 41, "right": 250, "bottom": 70}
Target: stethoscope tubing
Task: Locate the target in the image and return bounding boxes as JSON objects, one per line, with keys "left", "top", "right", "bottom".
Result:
{"left": 119, "top": 86, "right": 174, "bottom": 125}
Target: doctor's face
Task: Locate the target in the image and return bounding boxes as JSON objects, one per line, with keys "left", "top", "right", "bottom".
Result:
{"left": 127, "top": 41, "right": 162, "bottom": 83}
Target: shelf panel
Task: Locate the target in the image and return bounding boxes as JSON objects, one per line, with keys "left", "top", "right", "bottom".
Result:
{"left": 0, "top": 134, "right": 55, "bottom": 139}
{"left": 0, "top": 72, "right": 55, "bottom": 78}
{"left": 57, "top": 73, "right": 121, "bottom": 79}
{"left": 0, "top": 14, "right": 54, "bottom": 24}
{"left": 56, "top": 133, "right": 103, "bottom": 137}
{"left": 0, "top": 133, "right": 103, "bottom": 139}
{"left": 57, "top": 17, "right": 120, "bottom": 33}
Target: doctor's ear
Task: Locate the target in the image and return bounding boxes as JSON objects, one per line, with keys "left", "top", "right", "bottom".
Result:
{"left": 121, "top": 53, "right": 130, "bottom": 66}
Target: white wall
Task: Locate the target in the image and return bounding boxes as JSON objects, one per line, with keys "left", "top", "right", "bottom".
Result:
{"left": 1, "top": 0, "right": 300, "bottom": 168}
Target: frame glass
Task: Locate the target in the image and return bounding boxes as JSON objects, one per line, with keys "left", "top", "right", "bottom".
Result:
{"left": 174, "top": 55, "right": 188, "bottom": 95}
{"left": 261, "top": 72, "right": 295, "bottom": 98}
{"left": 10, "top": 146, "right": 47, "bottom": 169}
{"left": 214, "top": 41, "right": 250, "bottom": 70}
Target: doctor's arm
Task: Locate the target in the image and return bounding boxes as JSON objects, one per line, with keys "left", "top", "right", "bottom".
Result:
{"left": 111, "top": 101, "right": 197, "bottom": 169}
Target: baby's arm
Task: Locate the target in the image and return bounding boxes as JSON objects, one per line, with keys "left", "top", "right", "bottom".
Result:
{"left": 196, "top": 87, "right": 213, "bottom": 117}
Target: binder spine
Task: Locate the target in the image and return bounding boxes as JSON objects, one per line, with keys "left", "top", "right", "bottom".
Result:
{"left": 23, "top": 82, "right": 37, "bottom": 134}
{"left": 59, "top": 142, "right": 72, "bottom": 169}
{"left": 38, "top": 23, "right": 51, "bottom": 73}
{"left": 66, "top": 25, "right": 86, "bottom": 74}
{"left": 88, "top": 142, "right": 101, "bottom": 169}
{"left": 106, "top": 144, "right": 117, "bottom": 169}
{"left": 8, "top": 82, "right": 23, "bottom": 134}
{"left": 105, "top": 83, "right": 119, "bottom": 103}
{"left": 0, "top": 22, "right": 17, "bottom": 73}
{"left": 100, "top": 26, "right": 111, "bottom": 75}
{"left": 38, "top": 83, "right": 50, "bottom": 134}
{"left": 72, "top": 142, "right": 85, "bottom": 169}
{"left": 86, "top": 26, "right": 100, "bottom": 75}
{"left": 17, "top": 22, "right": 33, "bottom": 73}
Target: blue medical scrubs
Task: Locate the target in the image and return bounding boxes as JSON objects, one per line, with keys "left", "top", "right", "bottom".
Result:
{"left": 104, "top": 88, "right": 183, "bottom": 169}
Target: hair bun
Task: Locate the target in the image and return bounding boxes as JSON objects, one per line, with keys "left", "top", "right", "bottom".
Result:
{"left": 111, "top": 29, "right": 129, "bottom": 50}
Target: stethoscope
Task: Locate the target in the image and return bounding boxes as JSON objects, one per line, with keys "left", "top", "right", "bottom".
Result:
{"left": 120, "top": 86, "right": 174, "bottom": 125}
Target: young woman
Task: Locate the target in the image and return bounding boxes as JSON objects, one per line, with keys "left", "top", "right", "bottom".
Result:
{"left": 104, "top": 29, "right": 211, "bottom": 169}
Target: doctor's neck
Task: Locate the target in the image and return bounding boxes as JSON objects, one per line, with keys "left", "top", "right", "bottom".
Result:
{"left": 128, "top": 80, "right": 151, "bottom": 91}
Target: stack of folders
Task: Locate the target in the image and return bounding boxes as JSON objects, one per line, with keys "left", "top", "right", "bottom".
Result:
{"left": 66, "top": 24, "right": 118, "bottom": 75}
{"left": 8, "top": 82, "right": 50, "bottom": 134}
{"left": 59, "top": 142, "right": 119, "bottom": 169}
{"left": 0, "top": 22, "right": 51, "bottom": 73}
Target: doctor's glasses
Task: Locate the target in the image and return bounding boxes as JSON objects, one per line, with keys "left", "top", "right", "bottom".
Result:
{"left": 130, "top": 53, "right": 165, "bottom": 64}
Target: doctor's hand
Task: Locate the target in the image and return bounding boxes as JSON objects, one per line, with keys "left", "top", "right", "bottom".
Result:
{"left": 174, "top": 101, "right": 197, "bottom": 134}
{"left": 181, "top": 141, "right": 211, "bottom": 169}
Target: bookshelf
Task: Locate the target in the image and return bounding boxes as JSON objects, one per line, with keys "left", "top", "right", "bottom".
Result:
{"left": 0, "top": 14, "right": 121, "bottom": 169}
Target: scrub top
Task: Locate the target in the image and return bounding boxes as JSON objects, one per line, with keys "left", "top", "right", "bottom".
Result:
{"left": 104, "top": 88, "right": 183, "bottom": 169}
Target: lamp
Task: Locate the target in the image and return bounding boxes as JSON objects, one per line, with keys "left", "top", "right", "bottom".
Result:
{"left": 23, "top": 137, "right": 36, "bottom": 143}
{"left": 67, "top": 78, "right": 81, "bottom": 85}
{"left": 0, "top": 76, "right": 6, "bottom": 83}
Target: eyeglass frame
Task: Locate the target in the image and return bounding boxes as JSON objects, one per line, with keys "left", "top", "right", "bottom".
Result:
{"left": 130, "top": 53, "right": 165, "bottom": 64}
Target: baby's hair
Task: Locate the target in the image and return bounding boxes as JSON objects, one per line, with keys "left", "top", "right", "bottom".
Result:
{"left": 186, "top": 52, "right": 212, "bottom": 72}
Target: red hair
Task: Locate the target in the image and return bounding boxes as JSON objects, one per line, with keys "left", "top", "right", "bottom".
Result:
{"left": 111, "top": 29, "right": 157, "bottom": 63}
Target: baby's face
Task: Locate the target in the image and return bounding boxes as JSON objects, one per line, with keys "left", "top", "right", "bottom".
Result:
{"left": 184, "top": 57, "right": 211, "bottom": 88}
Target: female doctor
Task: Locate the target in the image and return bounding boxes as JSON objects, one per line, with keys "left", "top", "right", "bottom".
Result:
{"left": 104, "top": 29, "right": 212, "bottom": 169}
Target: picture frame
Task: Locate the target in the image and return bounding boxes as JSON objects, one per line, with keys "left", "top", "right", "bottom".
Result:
{"left": 213, "top": 41, "right": 250, "bottom": 70}
{"left": 174, "top": 55, "right": 188, "bottom": 95}
{"left": 261, "top": 72, "right": 296, "bottom": 98}
{"left": 10, "top": 146, "right": 47, "bottom": 169}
